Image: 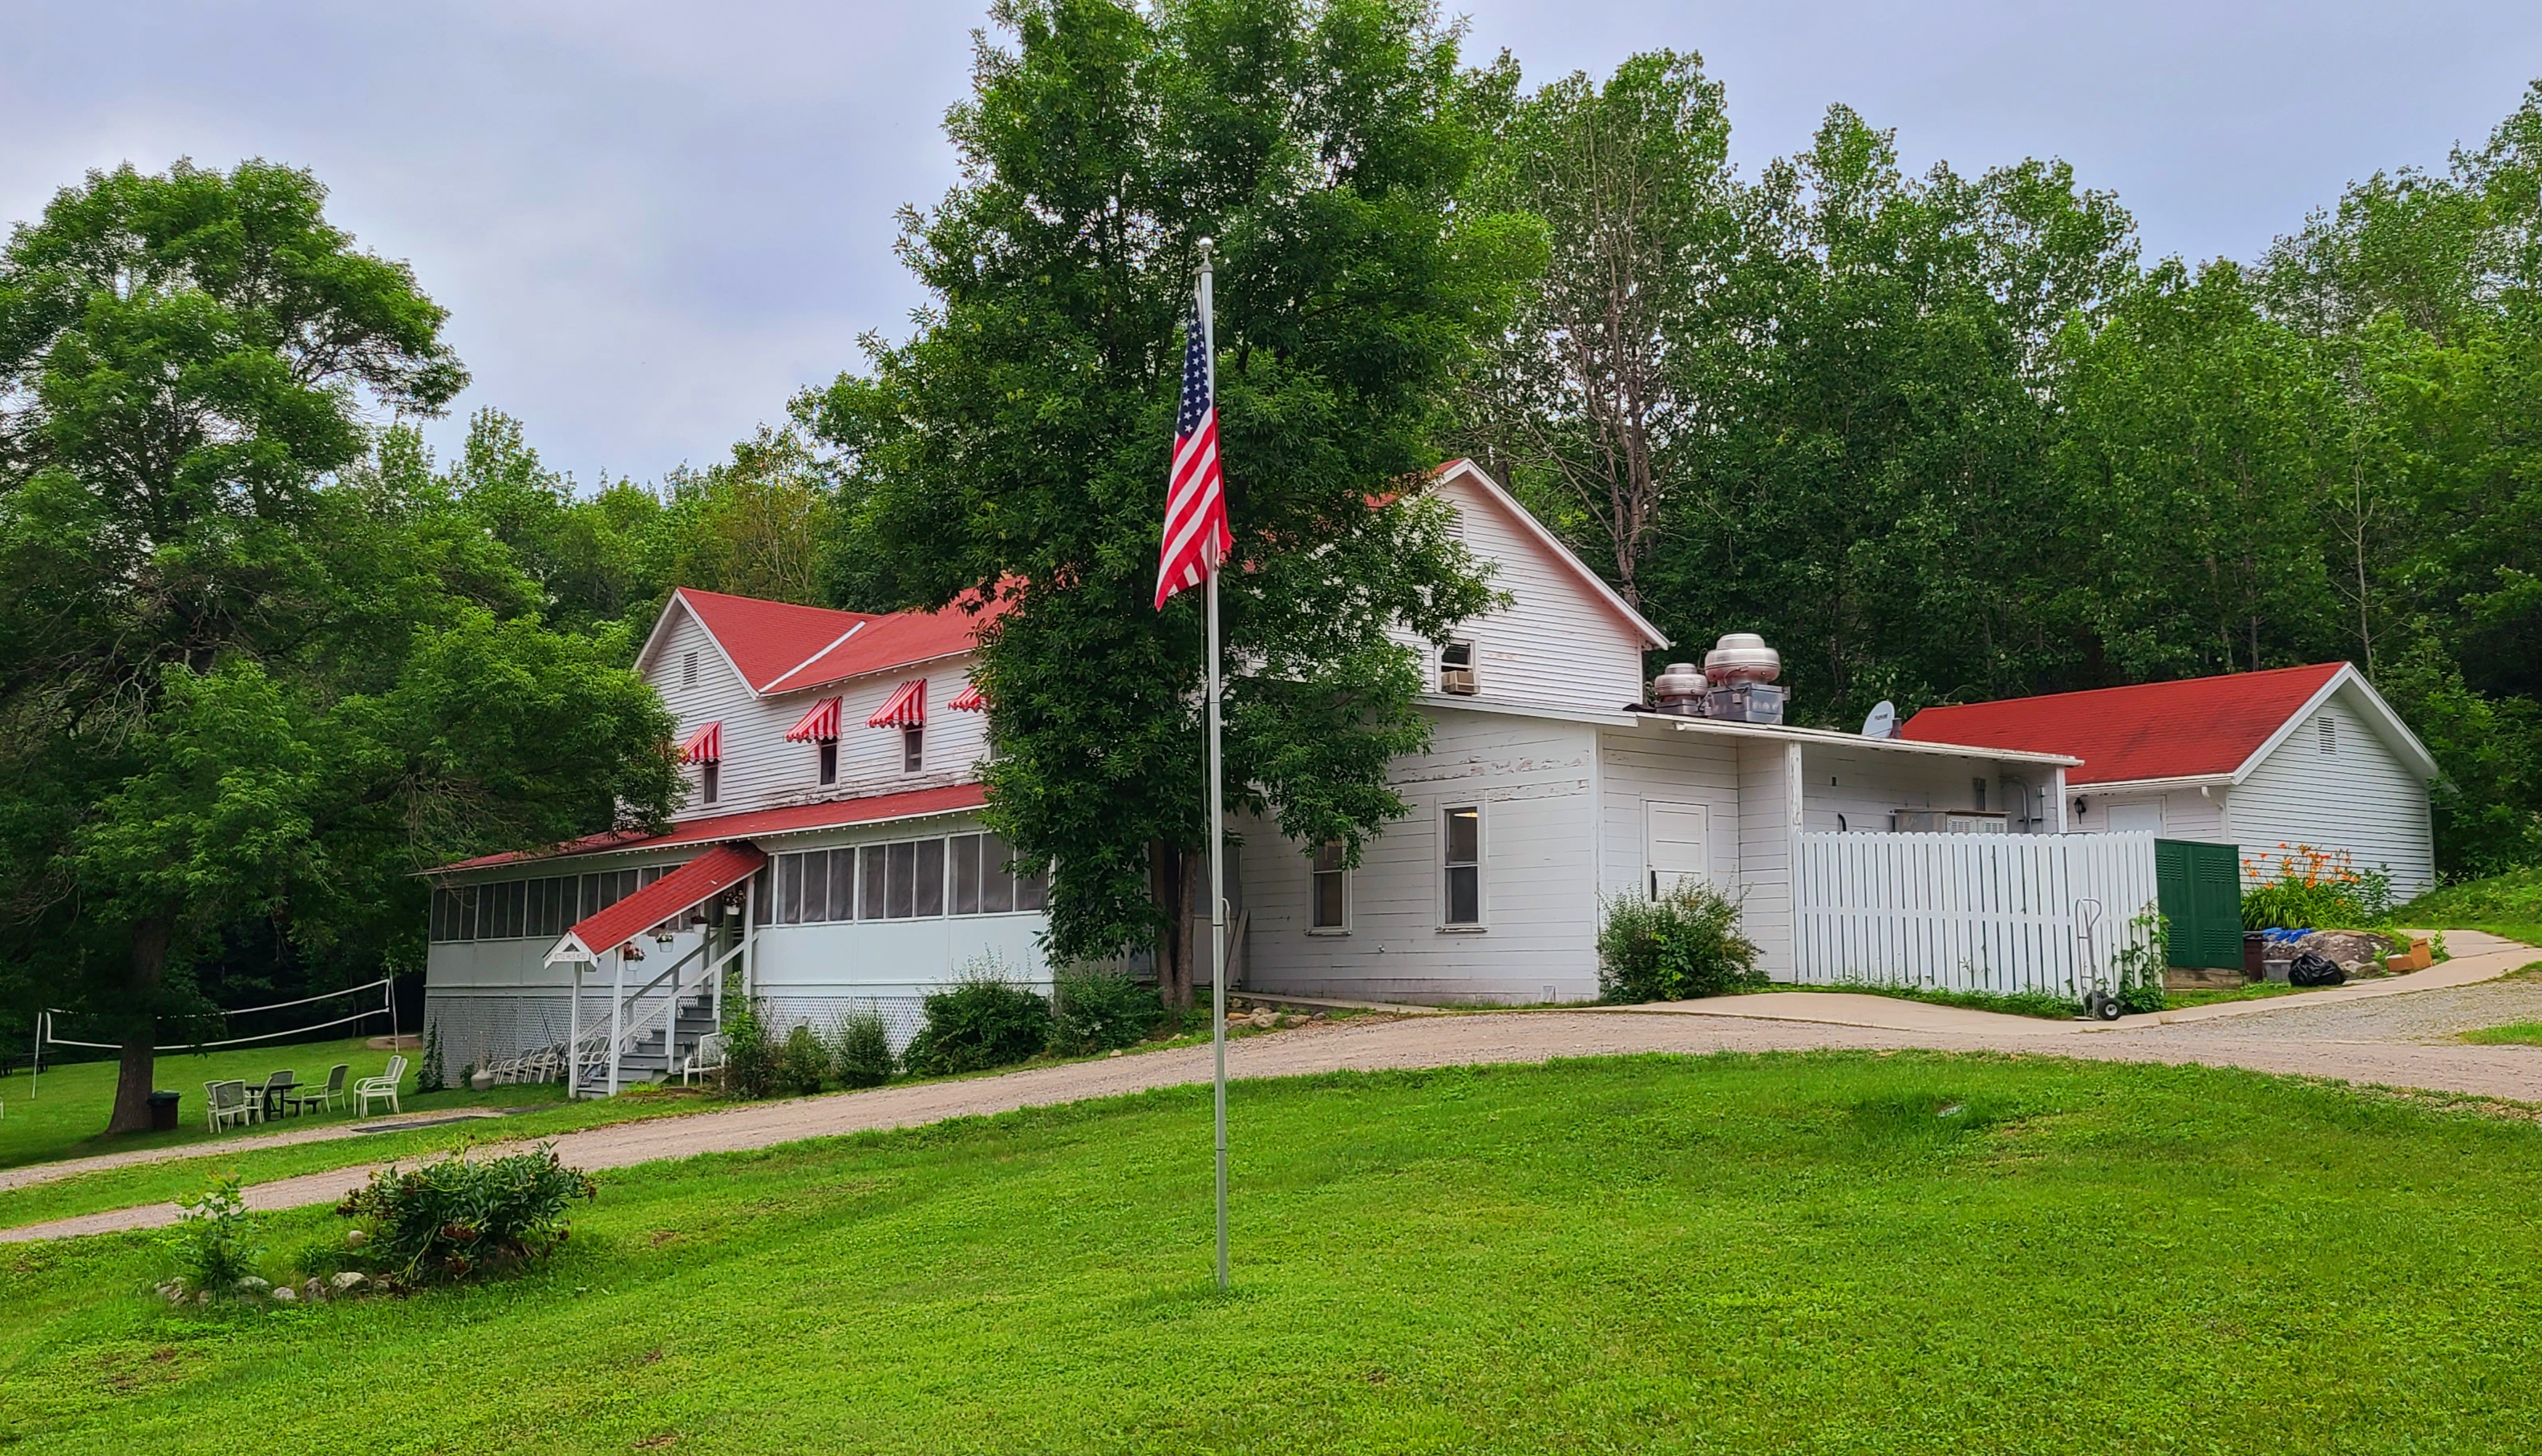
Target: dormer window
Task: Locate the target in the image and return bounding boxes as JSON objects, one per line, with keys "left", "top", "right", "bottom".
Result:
{"left": 1439, "top": 640, "right": 1478, "bottom": 695}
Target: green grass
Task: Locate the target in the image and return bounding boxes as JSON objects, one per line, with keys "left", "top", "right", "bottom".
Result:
{"left": 7, "top": 1053, "right": 2541, "bottom": 1454}
{"left": 2396, "top": 868, "right": 2542, "bottom": 948}
{"left": 2463, "top": 1021, "right": 2542, "bottom": 1046}
{"left": 2164, "top": 981, "right": 2312, "bottom": 1009}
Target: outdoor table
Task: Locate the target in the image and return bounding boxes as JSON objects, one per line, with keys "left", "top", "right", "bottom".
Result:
{"left": 257, "top": 1074, "right": 298, "bottom": 1120}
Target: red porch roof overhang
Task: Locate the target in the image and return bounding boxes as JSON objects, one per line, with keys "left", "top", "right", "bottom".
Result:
{"left": 868, "top": 678, "right": 926, "bottom": 728}
{"left": 544, "top": 842, "right": 767, "bottom": 965}
{"left": 433, "top": 782, "right": 993, "bottom": 874}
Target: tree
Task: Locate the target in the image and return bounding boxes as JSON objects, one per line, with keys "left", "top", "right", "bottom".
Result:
{"left": 0, "top": 161, "right": 677, "bottom": 1134}
{"left": 812, "top": 0, "right": 1524, "bottom": 1005}
{"left": 1455, "top": 50, "right": 1739, "bottom": 608}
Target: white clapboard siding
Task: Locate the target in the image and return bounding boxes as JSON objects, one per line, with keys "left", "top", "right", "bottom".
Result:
{"left": 1736, "top": 739, "right": 1799, "bottom": 978}
{"left": 1385, "top": 469, "right": 1652, "bottom": 714}
{"left": 2227, "top": 696, "right": 2435, "bottom": 896}
{"left": 1795, "top": 831, "right": 2159, "bottom": 997}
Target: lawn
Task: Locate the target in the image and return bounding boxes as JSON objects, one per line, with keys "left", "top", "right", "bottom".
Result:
{"left": 6, "top": 1053, "right": 2540, "bottom": 1454}
{"left": 0, "top": 1035, "right": 527, "bottom": 1171}
{"left": 2463, "top": 1022, "right": 2542, "bottom": 1046}
{"left": 2397, "top": 868, "right": 2542, "bottom": 948}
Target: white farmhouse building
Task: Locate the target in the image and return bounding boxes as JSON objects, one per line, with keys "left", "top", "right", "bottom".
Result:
{"left": 1900, "top": 663, "right": 2441, "bottom": 896}
{"left": 423, "top": 461, "right": 2158, "bottom": 1090}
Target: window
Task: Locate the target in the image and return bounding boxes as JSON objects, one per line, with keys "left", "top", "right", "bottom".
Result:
{"left": 771, "top": 849, "right": 862, "bottom": 924}
{"left": 1443, "top": 806, "right": 1481, "bottom": 927}
{"left": 427, "top": 875, "right": 585, "bottom": 943}
{"left": 950, "top": 832, "right": 1045, "bottom": 915}
{"left": 701, "top": 761, "right": 720, "bottom": 805}
{"left": 2318, "top": 714, "right": 2337, "bottom": 755}
{"left": 1310, "top": 841, "right": 1348, "bottom": 931}
{"left": 903, "top": 724, "right": 925, "bottom": 772}
{"left": 682, "top": 651, "right": 698, "bottom": 687}
{"left": 1972, "top": 779, "right": 1988, "bottom": 811}
{"left": 818, "top": 739, "right": 839, "bottom": 787}
{"left": 1439, "top": 640, "right": 1478, "bottom": 695}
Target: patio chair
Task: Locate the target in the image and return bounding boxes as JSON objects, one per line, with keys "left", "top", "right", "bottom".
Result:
{"left": 681, "top": 1033, "right": 728, "bottom": 1086}
{"left": 256, "top": 1069, "right": 298, "bottom": 1119}
{"left": 286, "top": 1064, "right": 347, "bottom": 1116}
{"left": 353, "top": 1055, "right": 407, "bottom": 1118}
{"left": 204, "top": 1079, "right": 259, "bottom": 1133}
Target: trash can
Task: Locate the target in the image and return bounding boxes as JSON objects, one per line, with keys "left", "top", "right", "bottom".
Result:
{"left": 146, "top": 1090, "right": 181, "bottom": 1132}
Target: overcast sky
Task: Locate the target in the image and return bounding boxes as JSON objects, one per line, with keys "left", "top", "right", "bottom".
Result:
{"left": 7, "top": 2, "right": 2540, "bottom": 485}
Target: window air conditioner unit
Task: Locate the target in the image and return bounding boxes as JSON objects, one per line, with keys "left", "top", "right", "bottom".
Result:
{"left": 1439, "top": 641, "right": 1478, "bottom": 696}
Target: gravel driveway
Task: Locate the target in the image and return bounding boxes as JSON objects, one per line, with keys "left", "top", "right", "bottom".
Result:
{"left": 10, "top": 984, "right": 2542, "bottom": 1244}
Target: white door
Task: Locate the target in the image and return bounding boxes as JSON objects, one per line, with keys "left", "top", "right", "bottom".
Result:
{"left": 2107, "top": 801, "right": 2164, "bottom": 834}
{"left": 1646, "top": 803, "right": 1711, "bottom": 898}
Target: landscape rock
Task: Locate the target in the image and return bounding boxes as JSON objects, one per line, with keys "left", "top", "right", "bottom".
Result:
{"left": 330, "top": 1272, "right": 366, "bottom": 1292}
{"left": 156, "top": 1280, "right": 185, "bottom": 1304}
{"left": 2293, "top": 930, "right": 2390, "bottom": 969}
{"left": 344, "top": 1228, "right": 368, "bottom": 1249}
{"left": 1248, "top": 1009, "right": 1280, "bottom": 1029}
{"left": 302, "top": 1278, "right": 323, "bottom": 1300}
{"left": 271, "top": 1285, "right": 297, "bottom": 1302}
{"left": 237, "top": 1276, "right": 270, "bottom": 1292}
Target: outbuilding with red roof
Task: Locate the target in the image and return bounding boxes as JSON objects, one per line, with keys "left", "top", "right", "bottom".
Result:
{"left": 1902, "top": 662, "right": 2438, "bottom": 894}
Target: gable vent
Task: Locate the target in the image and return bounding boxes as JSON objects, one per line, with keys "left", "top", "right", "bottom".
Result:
{"left": 2317, "top": 714, "right": 2335, "bottom": 755}
{"left": 682, "top": 651, "right": 699, "bottom": 687}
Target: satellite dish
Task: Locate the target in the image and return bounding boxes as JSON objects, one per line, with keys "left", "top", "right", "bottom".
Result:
{"left": 1862, "top": 701, "right": 1896, "bottom": 739}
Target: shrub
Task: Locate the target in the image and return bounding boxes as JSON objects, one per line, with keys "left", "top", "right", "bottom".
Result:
{"left": 336, "top": 1145, "right": 596, "bottom": 1283}
{"left": 903, "top": 967, "right": 1052, "bottom": 1076}
{"left": 1597, "top": 884, "right": 1763, "bottom": 1003}
{"left": 2240, "top": 843, "right": 2394, "bottom": 929}
{"left": 777, "top": 1023, "right": 828, "bottom": 1096}
{"left": 829, "top": 1009, "right": 896, "bottom": 1088}
{"left": 161, "top": 1176, "right": 261, "bottom": 1292}
{"left": 720, "top": 997, "right": 782, "bottom": 1100}
{"left": 1048, "top": 966, "right": 1164, "bottom": 1054}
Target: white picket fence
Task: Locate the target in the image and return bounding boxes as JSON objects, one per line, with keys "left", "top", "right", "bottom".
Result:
{"left": 1793, "top": 831, "right": 2160, "bottom": 998}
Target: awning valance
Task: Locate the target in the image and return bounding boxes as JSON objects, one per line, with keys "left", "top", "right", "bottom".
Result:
{"left": 868, "top": 679, "right": 926, "bottom": 729}
{"left": 678, "top": 721, "right": 722, "bottom": 764}
{"left": 544, "top": 842, "right": 767, "bottom": 965}
{"left": 784, "top": 696, "right": 842, "bottom": 742}
{"left": 947, "top": 681, "right": 986, "bottom": 712}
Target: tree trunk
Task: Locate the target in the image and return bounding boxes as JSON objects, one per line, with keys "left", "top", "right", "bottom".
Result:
{"left": 105, "top": 914, "right": 172, "bottom": 1136}
{"left": 1150, "top": 840, "right": 1192, "bottom": 1011}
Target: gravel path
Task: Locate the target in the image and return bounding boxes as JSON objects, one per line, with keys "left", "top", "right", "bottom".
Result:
{"left": 10, "top": 991, "right": 2542, "bottom": 1244}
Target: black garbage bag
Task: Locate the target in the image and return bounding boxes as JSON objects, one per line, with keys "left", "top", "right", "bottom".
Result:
{"left": 2289, "top": 950, "right": 2346, "bottom": 987}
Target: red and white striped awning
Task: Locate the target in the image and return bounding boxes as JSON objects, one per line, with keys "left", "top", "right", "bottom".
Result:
{"left": 868, "top": 679, "right": 926, "bottom": 728}
{"left": 678, "top": 721, "right": 722, "bottom": 764}
{"left": 784, "top": 696, "right": 842, "bottom": 742}
{"left": 947, "top": 681, "right": 986, "bottom": 712}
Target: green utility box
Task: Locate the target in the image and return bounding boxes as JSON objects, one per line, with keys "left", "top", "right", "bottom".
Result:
{"left": 2155, "top": 839, "right": 2244, "bottom": 971}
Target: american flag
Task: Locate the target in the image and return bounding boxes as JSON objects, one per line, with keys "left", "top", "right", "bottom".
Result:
{"left": 1155, "top": 292, "right": 1232, "bottom": 609}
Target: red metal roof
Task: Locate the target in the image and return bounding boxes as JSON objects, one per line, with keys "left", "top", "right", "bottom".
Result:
{"left": 550, "top": 842, "right": 766, "bottom": 963}
{"left": 1899, "top": 663, "right": 2346, "bottom": 787}
{"left": 671, "top": 588, "right": 1000, "bottom": 696}
{"left": 434, "top": 783, "right": 992, "bottom": 873}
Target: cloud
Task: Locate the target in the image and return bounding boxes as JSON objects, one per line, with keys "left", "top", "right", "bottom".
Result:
{"left": 7, "top": 1, "right": 2539, "bottom": 484}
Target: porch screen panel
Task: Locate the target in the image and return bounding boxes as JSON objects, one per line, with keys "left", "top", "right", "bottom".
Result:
{"left": 1014, "top": 855, "right": 1048, "bottom": 912}
{"left": 981, "top": 835, "right": 1018, "bottom": 913}
{"left": 828, "top": 849, "right": 856, "bottom": 922}
{"left": 777, "top": 853, "right": 805, "bottom": 924}
{"left": 885, "top": 841, "right": 917, "bottom": 918}
{"left": 859, "top": 845, "right": 886, "bottom": 921}
{"left": 950, "top": 834, "right": 982, "bottom": 916}
{"left": 914, "top": 839, "right": 945, "bottom": 917}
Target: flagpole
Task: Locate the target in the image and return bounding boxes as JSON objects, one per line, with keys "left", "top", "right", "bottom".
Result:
{"left": 1197, "top": 237, "right": 1231, "bottom": 1293}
